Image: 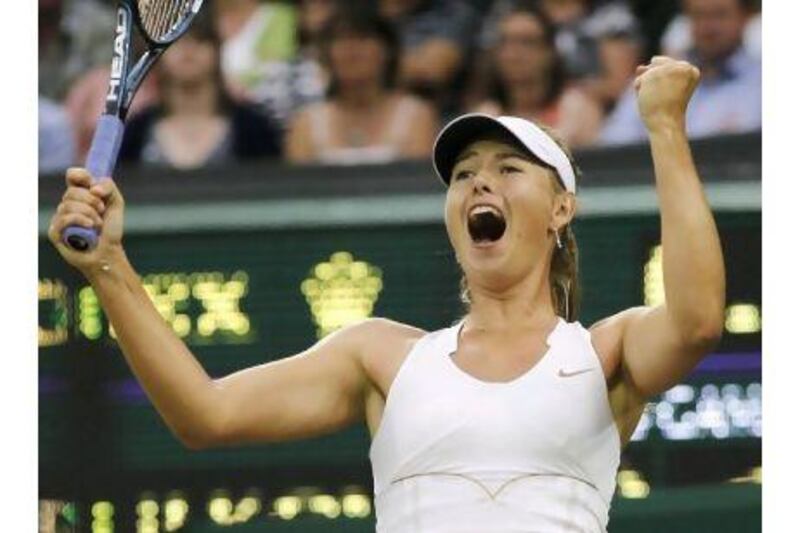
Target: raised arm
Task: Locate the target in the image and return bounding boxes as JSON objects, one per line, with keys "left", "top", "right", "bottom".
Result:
{"left": 593, "top": 57, "right": 726, "bottom": 398}
{"left": 48, "top": 169, "right": 373, "bottom": 449}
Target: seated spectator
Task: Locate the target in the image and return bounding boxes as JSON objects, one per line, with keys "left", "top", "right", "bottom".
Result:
{"left": 42, "top": 0, "right": 147, "bottom": 163}
{"left": 39, "top": 0, "right": 117, "bottom": 100}
{"left": 661, "top": 0, "right": 761, "bottom": 60}
{"left": 286, "top": 8, "right": 438, "bottom": 165}
{"left": 296, "top": 0, "right": 339, "bottom": 66}
{"left": 39, "top": 96, "right": 76, "bottom": 174}
{"left": 119, "top": 12, "right": 282, "bottom": 169}
{"left": 471, "top": 3, "right": 603, "bottom": 147}
{"left": 65, "top": 65, "right": 159, "bottom": 163}
{"left": 216, "top": 0, "right": 298, "bottom": 72}
{"left": 39, "top": 0, "right": 65, "bottom": 99}
{"left": 379, "top": 0, "right": 480, "bottom": 111}
{"left": 602, "top": 0, "right": 761, "bottom": 145}
{"left": 540, "top": 0, "right": 641, "bottom": 97}
{"left": 215, "top": 0, "right": 329, "bottom": 127}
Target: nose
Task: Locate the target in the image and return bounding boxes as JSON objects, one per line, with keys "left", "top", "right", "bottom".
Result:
{"left": 472, "top": 172, "right": 494, "bottom": 194}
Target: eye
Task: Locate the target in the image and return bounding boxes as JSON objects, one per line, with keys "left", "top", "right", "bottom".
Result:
{"left": 453, "top": 169, "right": 474, "bottom": 181}
{"left": 500, "top": 165, "right": 521, "bottom": 175}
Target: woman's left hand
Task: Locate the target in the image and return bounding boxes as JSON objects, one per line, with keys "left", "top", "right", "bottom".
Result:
{"left": 634, "top": 56, "right": 701, "bottom": 133}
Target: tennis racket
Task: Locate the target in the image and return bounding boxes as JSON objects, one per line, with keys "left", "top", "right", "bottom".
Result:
{"left": 62, "top": 0, "right": 205, "bottom": 251}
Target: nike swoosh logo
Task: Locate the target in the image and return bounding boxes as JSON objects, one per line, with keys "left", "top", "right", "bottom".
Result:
{"left": 558, "top": 368, "right": 594, "bottom": 378}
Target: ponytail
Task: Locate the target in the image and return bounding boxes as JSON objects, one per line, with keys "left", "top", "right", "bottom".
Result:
{"left": 550, "top": 224, "right": 580, "bottom": 321}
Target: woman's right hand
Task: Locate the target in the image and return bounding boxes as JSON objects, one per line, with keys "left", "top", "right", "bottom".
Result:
{"left": 48, "top": 167, "right": 126, "bottom": 275}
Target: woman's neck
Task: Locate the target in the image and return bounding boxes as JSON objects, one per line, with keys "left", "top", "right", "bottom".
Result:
{"left": 464, "top": 265, "right": 557, "bottom": 333}
{"left": 335, "top": 82, "right": 387, "bottom": 111}
{"left": 506, "top": 78, "right": 550, "bottom": 115}
{"left": 163, "top": 79, "right": 221, "bottom": 119}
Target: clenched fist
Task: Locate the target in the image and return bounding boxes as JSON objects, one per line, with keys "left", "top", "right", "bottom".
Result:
{"left": 48, "top": 168, "right": 126, "bottom": 276}
{"left": 634, "top": 56, "right": 701, "bottom": 133}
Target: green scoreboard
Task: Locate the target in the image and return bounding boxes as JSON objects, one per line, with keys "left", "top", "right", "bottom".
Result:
{"left": 39, "top": 210, "right": 761, "bottom": 471}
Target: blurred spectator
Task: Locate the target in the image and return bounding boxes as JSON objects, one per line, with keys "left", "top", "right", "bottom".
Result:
{"left": 602, "top": 0, "right": 760, "bottom": 144}
{"left": 39, "top": 96, "right": 76, "bottom": 174}
{"left": 217, "top": 0, "right": 297, "bottom": 70}
{"left": 379, "top": 0, "right": 480, "bottom": 112}
{"left": 119, "top": 12, "right": 282, "bottom": 169}
{"left": 540, "top": 0, "right": 642, "bottom": 89}
{"left": 661, "top": 0, "right": 760, "bottom": 60}
{"left": 216, "top": 0, "right": 329, "bottom": 126}
{"left": 474, "top": 0, "right": 642, "bottom": 113}
{"left": 286, "top": 8, "right": 438, "bottom": 165}
{"left": 65, "top": 66, "right": 159, "bottom": 163}
{"left": 39, "top": 0, "right": 117, "bottom": 100}
{"left": 626, "top": 0, "right": 684, "bottom": 58}
{"left": 472, "top": 3, "right": 603, "bottom": 147}
{"left": 578, "top": 2, "right": 645, "bottom": 110}
{"left": 39, "top": 0, "right": 68, "bottom": 101}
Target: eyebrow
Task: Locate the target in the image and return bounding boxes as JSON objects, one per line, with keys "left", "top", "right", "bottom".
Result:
{"left": 453, "top": 150, "right": 478, "bottom": 167}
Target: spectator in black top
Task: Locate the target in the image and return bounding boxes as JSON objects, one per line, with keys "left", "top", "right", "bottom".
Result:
{"left": 120, "top": 11, "right": 282, "bottom": 169}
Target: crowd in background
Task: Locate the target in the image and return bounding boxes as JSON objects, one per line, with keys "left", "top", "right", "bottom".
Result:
{"left": 38, "top": 0, "right": 762, "bottom": 173}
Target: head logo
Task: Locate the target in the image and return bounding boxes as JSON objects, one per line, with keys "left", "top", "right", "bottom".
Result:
{"left": 106, "top": 8, "right": 129, "bottom": 103}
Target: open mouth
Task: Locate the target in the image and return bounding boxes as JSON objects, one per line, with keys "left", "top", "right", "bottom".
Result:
{"left": 467, "top": 205, "right": 507, "bottom": 244}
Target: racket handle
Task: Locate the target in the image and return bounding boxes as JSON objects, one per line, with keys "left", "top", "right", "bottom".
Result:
{"left": 63, "top": 115, "right": 125, "bottom": 252}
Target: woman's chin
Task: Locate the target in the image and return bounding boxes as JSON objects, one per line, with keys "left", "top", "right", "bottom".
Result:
{"left": 465, "top": 233, "right": 509, "bottom": 261}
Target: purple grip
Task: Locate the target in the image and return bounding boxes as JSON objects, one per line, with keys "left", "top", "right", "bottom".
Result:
{"left": 62, "top": 115, "right": 125, "bottom": 252}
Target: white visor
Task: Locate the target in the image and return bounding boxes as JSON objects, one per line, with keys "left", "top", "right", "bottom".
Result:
{"left": 432, "top": 113, "right": 577, "bottom": 194}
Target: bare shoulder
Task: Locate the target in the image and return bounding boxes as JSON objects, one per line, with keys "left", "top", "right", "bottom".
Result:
{"left": 285, "top": 102, "right": 328, "bottom": 162}
{"left": 349, "top": 317, "right": 428, "bottom": 396}
{"left": 352, "top": 317, "right": 428, "bottom": 361}
{"left": 397, "top": 93, "right": 436, "bottom": 116}
{"left": 588, "top": 307, "right": 650, "bottom": 380}
{"left": 288, "top": 101, "right": 325, "bottom": 129}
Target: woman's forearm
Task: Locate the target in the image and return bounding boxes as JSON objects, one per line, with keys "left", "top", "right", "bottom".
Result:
{"left": 85, "top": 246, "right": 222, "bottom": 448}
{"left": 648, "top": 125, "right": 726, "bottom": 343}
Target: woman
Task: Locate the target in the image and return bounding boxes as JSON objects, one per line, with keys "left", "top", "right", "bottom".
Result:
{"left": 49, "top": 57, "right": 724, "bottom": 531}
{"left": 285, "top": 8, "right": 438, "bottom": 165}
{"left": 472, "top": 3, "right": 603, "bottom": 147}
{"left": 119, "top": 12, "right": 282, "bottom": 169}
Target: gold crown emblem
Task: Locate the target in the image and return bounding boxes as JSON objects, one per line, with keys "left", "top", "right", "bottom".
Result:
{"left": 301, "top": 251, "right": 383, "bottom": 338}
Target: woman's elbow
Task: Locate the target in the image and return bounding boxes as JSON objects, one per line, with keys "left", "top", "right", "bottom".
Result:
{"left": 175, "top": 414, "right": 228, "bottom": 451}
{"left": 176, "top": 427, "right": 217, "bottom": 451}
{"left": 685, "top": 311, "right": 725, "bottom": 353}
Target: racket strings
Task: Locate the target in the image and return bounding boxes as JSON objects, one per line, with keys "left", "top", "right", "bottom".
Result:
{"left": 137, "top": 0, "right": 195, "bottom": 42}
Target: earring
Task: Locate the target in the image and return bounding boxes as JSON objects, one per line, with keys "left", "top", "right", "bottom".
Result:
{"left": 562, "top": 281, "right": 570, "bottom": 320}
{"left": 554, "top": 228, "right": 563, "bottom": 250}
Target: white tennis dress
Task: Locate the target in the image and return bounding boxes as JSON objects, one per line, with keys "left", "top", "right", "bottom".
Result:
{"left": 369, "top": 317, "right": 621, "bottom": 532}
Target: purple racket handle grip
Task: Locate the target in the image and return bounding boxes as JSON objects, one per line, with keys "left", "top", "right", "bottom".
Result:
{"left": 62, "top": 115, "right": 125, "bottom": 252}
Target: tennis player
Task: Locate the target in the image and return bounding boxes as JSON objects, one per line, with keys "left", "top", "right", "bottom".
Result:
{"left": 49, "top": 56, "right": 725, "bottom": 532}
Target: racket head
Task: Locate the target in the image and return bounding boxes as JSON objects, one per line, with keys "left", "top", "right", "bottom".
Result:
{"left": 130, "top": 0, "right": 205, "bottom": 46}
